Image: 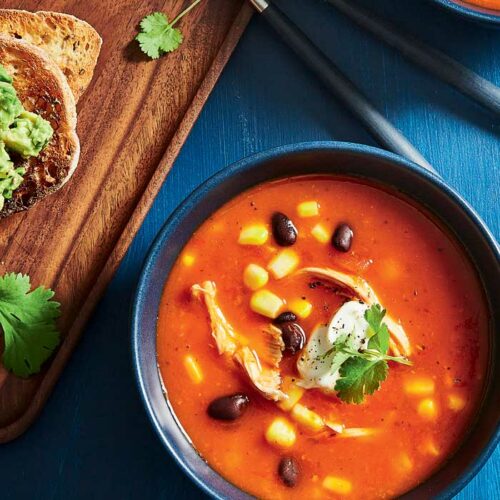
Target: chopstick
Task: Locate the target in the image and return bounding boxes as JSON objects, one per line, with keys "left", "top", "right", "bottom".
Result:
{"left": 248, "top": 0, "right": 434, "bottom": 172}
{"left": 327, "top": 0, "right": 500, "bottom": 116}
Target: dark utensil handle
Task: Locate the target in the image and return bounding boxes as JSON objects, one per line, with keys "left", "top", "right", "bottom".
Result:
{"left": 257, "top": 1, "right": 434, "bottom": 172}
{"left": 328, "top": 0, "right": 500, "bottom": 117}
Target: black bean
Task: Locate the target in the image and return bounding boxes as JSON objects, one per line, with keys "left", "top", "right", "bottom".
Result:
{"left": 271, "top": 212, "right": 298, "bottom": 246}
{"left": 332, "top": 223, "right": 353, "bottom": 252}
{"left": 207, "top": 393, "right": 250, "bottom": 421}
{"left": 280, "top": 322, "right": 306, "bottom": 355}
{"left": 278, "top": 456, "right": 300, "bottom": 487}
{"left": 273, "top": 311, "right": 297, "bottom": 324}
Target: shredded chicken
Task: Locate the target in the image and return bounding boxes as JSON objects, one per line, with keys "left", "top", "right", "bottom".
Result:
{"left": 234, "top": 347, "right": 285, "bottom": 401}
{"left": 306, "top": 421, "right": 380, "bottom": 440}
{"left": 191, "top": 281, "right": 286, "bottom": 401}
{"left": 263, "top": 324, "right": 285, "bottom": 368}
{"left": 191, "top": 282, "right": 238, "bottom": 356}
{"left": 297, "top": 267, "right": 411, "bottom": 356}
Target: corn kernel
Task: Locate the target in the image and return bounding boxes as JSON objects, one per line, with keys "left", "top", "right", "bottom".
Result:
{"left": 322, "top": 476, "right": 352, "bottom": 495}
{"left": 238, "top": 224, "right": 269, "bottom": 245}
{"left": 181, "top": 253, "right": 196, "bottom": 267}
{"left": 404, "top": 377, "right": 435, "bottom": 396}
{"left": 243, "top": 264, "right": 269, "bottom": 290}
{"left": 338, "top": 427, "right": 378, "bottom": 438}
{"left": 265, "top": 417, "right": 296, "bottom": 448}
{"left": 297, "top": 201, "right": 320, "bottom": 218}
{"left": 311, "top": 223, "right": 330, "bottom": 243}
{"left": 420, "top": 439, "right": 440, "bottom": 457}
{"left": 250, "top": 289, "right": 284, "bottom": 318}
{"left": 291, "top": 403, "right": 325, "bottom": 432}
{"left": 277, "top": 377, "right": 305, "bottom": 412}
{"left": 448, "top": 393, "right": 466, "bottom": 411}
{"left": 398, "top": 453, "right": 413, "bottom": 472}
{"left": 267, "top": 249, "right": 300, "bottom": 279}
{"left": 418, "top": 398, "right": 437, "bottom": 420}
{"left": 184, "top": 355, "right": 203, "bottom": 384}
{"left": 288, "top": 298, "right": 313, "bottom": 319}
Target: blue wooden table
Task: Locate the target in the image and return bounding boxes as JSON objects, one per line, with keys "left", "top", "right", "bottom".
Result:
{"left": 1, "top": 0, "right": 498, "bottom": 498}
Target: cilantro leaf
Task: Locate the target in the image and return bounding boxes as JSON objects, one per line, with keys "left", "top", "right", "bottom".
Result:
{"left": 0, "top": 273, "right": 61, "bottom": 377}
{"left": 139, "top": 11, "right": 169, "bottom": 33}
{"left": 335, "top": 357, "right": 388, "bottom": 404}
{"left": 136, "top": 1, "right": 201, "bottom": 59}
{"left": 366, "top": 304, "right": 390, "bottom": 353}
{"left": 136, "top": 13, "right": 183, "bottom": 59}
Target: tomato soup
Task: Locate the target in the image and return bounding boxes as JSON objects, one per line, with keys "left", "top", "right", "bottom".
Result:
{"left": 461, "top": 0, "right": 500, "bottom": 10}
{"left": 157, "top": 176, "right": 488, "bottom": 499}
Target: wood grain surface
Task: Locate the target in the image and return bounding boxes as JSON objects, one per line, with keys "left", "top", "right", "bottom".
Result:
{"left": 0, "top": 0, "right": 496, "bottom": 497}
{"left": 0, "top": 0, "right": 252, "bottom": 442}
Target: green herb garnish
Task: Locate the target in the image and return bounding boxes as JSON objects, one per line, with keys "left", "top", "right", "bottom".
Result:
{"left": 335, "top": 356, "right": 389, "bottom": 404}
{"left": 0, "top": 273, "right": 61, "bottom": 377}
{"left": 136, "top": 0, "right": 202, "bottom": 59}
{"left": 322, "top": 304, "right": 411, "bottom": 404}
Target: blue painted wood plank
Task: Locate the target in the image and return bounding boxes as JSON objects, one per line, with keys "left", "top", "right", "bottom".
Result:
{"left": 0, "top": 0, "right": 498, "bottom": 498}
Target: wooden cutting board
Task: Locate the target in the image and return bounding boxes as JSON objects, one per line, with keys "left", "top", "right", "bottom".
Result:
{"left": 0, "top": 0, "right": 252, "bottom": 442}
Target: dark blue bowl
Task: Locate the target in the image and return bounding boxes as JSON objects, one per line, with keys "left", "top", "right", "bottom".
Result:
{"left": 429, "top": 0, "right": 500, "bottom": 25}
{"left": 131, "top": 142, "right": 499, "bottom": 500}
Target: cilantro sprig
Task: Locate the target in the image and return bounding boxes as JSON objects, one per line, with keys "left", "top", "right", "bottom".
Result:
{"left": 335, "top": 357, "right": 389, "bottom": 404}
{"left": 136, "top": 0, "right": 202, "bottom": 59}
{"left": 322, "top": 304, "right": 411, "bottom": 404}
{"left": 0, "top": 273, "right": 61, "bottom": 377}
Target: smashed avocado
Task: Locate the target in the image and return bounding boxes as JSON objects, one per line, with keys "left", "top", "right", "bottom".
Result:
{"left": 3, "top": 111, "right": 54, "bottom": 157}
{"left": 0, "top": 143, "right": 25, "bottom": 207}
{"left": 0, "top": 64, "right": 53, "bottom": 210}
{"left": 0, "top": 65, "right": 12, "bottom": 84}
{"left": 0, "top": 82, "right": 22, "bottom": 126}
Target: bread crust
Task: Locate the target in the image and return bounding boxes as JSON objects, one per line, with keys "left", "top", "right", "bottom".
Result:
{"left": 0, "top": 9, "right": 102, "bottom": 101}
{"left": 0, "top": 35, "right": 80, "bottom": 218}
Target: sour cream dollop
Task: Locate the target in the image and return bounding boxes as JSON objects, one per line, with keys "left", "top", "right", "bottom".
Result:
{"left": 297, "top": 301, "right": 369, "bottom": 392}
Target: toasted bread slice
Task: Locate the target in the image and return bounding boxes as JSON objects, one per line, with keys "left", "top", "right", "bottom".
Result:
{"left": 0, "top": 9, "right": 101, "bottom": 101}
{"left": 0, "top": 35, "right": 80, "bottom": 218}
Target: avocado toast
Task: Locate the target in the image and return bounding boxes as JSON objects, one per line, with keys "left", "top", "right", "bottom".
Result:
{"left": 0, "top": 35, "right": 79, "bottom": 218}
{"left": 0, "top": 11, "right": 100, "bottom": 218}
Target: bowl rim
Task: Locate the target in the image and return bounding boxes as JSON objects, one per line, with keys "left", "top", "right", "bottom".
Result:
{"left": 131, "top": 141, "right": 499, "bottom": 500}
{"left": 430, "top": 0, "right": 500, "bottom": 25}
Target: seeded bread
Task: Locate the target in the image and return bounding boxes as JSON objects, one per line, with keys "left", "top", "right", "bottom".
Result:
{"left": 0, "top": 9, "right": 101, "bottom": 102}
{"left": 0, "top": 35, "right": 80, "bottom": 218}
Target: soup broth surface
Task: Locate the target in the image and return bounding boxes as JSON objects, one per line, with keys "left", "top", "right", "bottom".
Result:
{"left": 157, "top": 176, "right": 488, "bottom": 499}
{"left": 461, "top": 0, "right": 500, "bottom": 10}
